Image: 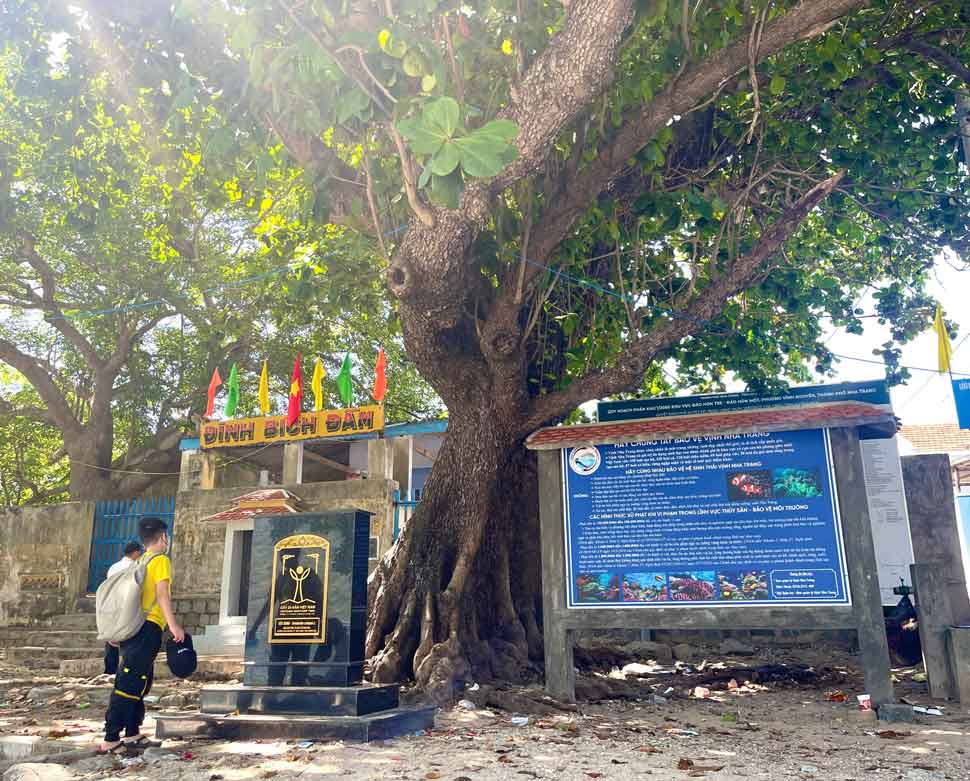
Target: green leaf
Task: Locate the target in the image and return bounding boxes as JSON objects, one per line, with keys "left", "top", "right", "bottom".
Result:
{"left": 418, "top": 161, "right": 433, "bottom": 189}
{"left": 421, "top": 73, "right": 437, "bottom": 92}
{"left": 423, "top": 97, "right": 461, "bottom": 139}
{"left": 335, "top": 87, "right": 370, "bottom": 124}
{"left": 454, "top": 134, "right": 516, "bottom": 178}
{"left": 403, "top": 50, "right": 428, "bottom": 77}
{"left": 378, "top": 29, "right": 407, "bottom": 58}
{"left": 431, "top": 142, "right": 460, "bottom": 176}
{"left": 472, "top": 119, "right": 518, "bottom": 144}
{"left": 769, "top": 75, "right": 786, "bottom": 95}
{"left": 397, "top": 117, "right": 445, "bottom": 156}
{"left": 430, "top": 171, "right": 462, "bottom": 208}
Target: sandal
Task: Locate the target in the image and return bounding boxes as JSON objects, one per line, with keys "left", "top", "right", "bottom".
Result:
{"left": 97, "top": 741, "right": 128, "bottom": 755}
{"left": 123, "top": 735, "right": 162, "bottom": 749}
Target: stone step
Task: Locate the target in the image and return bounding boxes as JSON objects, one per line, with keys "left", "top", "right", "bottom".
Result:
{"left": 0, "top": 630, "right": 99, "bottom": 649}
{"left": 46, "top": 614, "right": 97, "bottom": 630}
{"left": 7, "top": 647, "right": 104, "bottom": 669}
{"left": 154, "top": 705, "right": 437, "bottom": 742}
{"left": 58, "top": 655, "right": 243, "bottom": 680}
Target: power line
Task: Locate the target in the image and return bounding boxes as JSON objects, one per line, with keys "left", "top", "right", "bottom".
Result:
{"left": 831, "top": 352, "right": 970, "bottom": 378}
{"left": 11, "top": 228, "right": 966, "bottom": 378}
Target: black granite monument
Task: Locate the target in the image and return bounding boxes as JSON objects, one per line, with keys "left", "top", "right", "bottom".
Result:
{"left": 155, "top": 510, "right": 435, "bottom": 741}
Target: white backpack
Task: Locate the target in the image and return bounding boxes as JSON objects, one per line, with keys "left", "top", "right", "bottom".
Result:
{"left": 95, "top": 554, "right": 159, "bottom": 643}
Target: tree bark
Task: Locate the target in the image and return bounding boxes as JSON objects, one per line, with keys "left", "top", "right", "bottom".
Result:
{"left": 367, "top": 400, "right": 542, "bottom": 700}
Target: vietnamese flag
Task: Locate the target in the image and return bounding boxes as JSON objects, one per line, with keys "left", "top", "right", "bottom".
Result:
{"left": 204, "top": 368, "right": 222, "bottom": 418}
{"left": 286, "top": 353, "right": 303, "bottom": 427}
{"left": 372, "top": 348, "right": 387, "bottom": 403}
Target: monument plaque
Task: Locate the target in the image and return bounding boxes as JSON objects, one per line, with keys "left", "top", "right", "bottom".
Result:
{"left": 269, "top": 534, "right": 330, "bottom": 644}
{"left": 156, "top": 509, "right": 436, "bottom": 741}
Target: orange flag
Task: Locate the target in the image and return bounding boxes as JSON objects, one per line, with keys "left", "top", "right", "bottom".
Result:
{"left": 204, "top": 368, "right": 222, "bottom": 418}
{"left": 373, "top": 348, "right": 387, "bottom": 403}
{"left": 286, "top": 353, "right": 303, "bottom": 427}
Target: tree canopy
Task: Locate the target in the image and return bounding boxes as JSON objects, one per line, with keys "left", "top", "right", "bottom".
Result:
{"left": 0, "top": 1, "right": 440, "bottom": 501}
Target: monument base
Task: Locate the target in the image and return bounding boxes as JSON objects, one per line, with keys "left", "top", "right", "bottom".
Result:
{"left": 154, "top": 704, "right": 436, "bottom": 742}
{"left": 201, "top": 682, "right": 400, "bottom": 717}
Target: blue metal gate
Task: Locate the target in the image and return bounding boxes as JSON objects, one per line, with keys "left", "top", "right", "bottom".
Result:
{"left": 87, "top": 496, "right": 175, "bottom": 592}
{"left": 392, "top": 490, "right": 420, "bottom": 541}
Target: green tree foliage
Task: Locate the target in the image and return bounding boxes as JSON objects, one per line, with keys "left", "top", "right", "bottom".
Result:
{"left": 0, "top": 1, "right": 438, "bottom": 501}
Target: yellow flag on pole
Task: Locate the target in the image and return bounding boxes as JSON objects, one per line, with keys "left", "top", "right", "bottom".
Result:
{"left": 933, "top": 305, "right": 953, "bottom": 374}
{"left": 258, "top": 359, "right": 270, "bottom": 415}
{"left": 312, "top": 357, "right": 325, "bottom": 411}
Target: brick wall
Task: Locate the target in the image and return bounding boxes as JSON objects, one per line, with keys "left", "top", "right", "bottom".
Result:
{"left": 172, "top": 594, "right": 222, "bottom": 636}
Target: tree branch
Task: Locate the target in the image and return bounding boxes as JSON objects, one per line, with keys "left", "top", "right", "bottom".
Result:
{"left": 528, "top": 0, "right": 869, "bottom": 273}
{"left": 0, "top": 339, "right": 80, "bottom": 435}
{"left": 525, "top": 171, "right": 845, "bottom": 427}
{"left": 16, "top": 233, "right": 105, "bottom": 371}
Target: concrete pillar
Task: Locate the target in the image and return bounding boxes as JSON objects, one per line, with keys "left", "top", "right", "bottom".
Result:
{"left": 830, "top": 427, "right": 895, "bottom": 708}
{"left": 912, "top": 562, "right": 956, "bottom": 700}
{"left": 946, "top": 628, "right": 970, "bottom": 703}
{"left": 179, "top": 450, "right": 217, "bottom": 491}
{"left": 406, "top": 436, "right": 414, "bottom": 499}
{"left": 282, "top": 442, "right": 304, "bottom": 485}
{"left": 367, "top": 438, "right": 394, "bottom": 481}
{"left": 902, "top": 454, "right": 970, "bottom": 623}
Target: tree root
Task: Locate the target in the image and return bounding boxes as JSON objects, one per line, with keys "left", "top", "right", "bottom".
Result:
{"left": 464, "top": 684, "right": 578, "bottom": 715}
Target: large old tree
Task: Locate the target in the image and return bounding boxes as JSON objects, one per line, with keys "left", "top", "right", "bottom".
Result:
{"left": 64, "top": 0, "right": 970, "bottom": 692}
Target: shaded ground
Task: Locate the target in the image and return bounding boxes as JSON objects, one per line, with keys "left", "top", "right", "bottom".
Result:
{"left": 0, "top": 644, "right": 968, "bottom": 780}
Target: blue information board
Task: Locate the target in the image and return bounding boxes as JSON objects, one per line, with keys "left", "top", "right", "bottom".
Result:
{"left": 953, "top": 379, "right": 970, "bottom": 430}
{"left": 598, "top": 380, "right": 890, "bottom": 423}
{"left": 562, "top": 428, "right": 851, "bottom": 608}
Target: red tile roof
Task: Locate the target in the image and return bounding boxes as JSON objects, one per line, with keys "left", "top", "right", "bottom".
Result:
{"left": 898, "top": 424, "right": 970, "bottom": 455}
{"left": 201, "top": 503, "right": 301, "bottom": 523}
{"left": 526, "top": 402, "right": 893, "bottom": 450}
{"left": 231, "top": 488, "right": 300, "bottom": 504}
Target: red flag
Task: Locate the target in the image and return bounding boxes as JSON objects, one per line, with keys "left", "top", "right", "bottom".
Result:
{"left": 373, "top": 348, "right": 387, "bottom": 403}
{"left": 204, "top": 368, "right": 222, "bottom": 418}
{"left": 286, "top": 353, "right": 303, "bottom": 427}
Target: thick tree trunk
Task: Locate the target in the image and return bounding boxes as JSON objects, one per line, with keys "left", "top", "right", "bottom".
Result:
{"left": 367, "top": 403, "right": 543, "bottom": 700}
{"left": 66, "top": 417, "right": 115, "bottom": 500}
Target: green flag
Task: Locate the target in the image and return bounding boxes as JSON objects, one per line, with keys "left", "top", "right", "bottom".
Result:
{"left": 336, "top": 353, "right": 353, "bottom": 406}
{"left": 224, "top": 363, "right": 240, "bottom": 417}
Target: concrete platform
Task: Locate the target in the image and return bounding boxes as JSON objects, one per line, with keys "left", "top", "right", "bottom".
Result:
{"left": 201, "top": 683, "right": 399, "bottom": 717}
{"left": 154, "top": 705, "right": 436, "bottom": 742}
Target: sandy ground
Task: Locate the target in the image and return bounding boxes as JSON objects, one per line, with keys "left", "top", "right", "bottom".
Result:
{"left": 1, "top": 650, "right": 968, "bottom": 780}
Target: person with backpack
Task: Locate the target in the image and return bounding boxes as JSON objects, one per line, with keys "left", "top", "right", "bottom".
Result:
{"left": 98, "top": 516, "right": 185, "bottom": 754}
{"left": 103, "top": 541, "right": 144, "bottom": 676}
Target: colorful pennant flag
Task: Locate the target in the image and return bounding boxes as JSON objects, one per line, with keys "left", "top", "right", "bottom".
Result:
{"left": 312, "top": 357, "right": 326, "bottom": 412}
{"left": 336, "top": 353, "right": 353, "bottom": 407}
{"left": 224, "top": 364, "right": 240, "bottom": 417}
{"left": 204, "top": 367, "right": 222, "bottom": 418}
{"left": 373, "top": 348, "right": 387, "bottom": 403}
{"left": 287, "top": 353, "right": 303, "bottom": 427}
{"left": 258, "top": 359, "right": 270, "bottom": 415}
{"left": 934, "top": 305, "right": 953, "bottom": 374}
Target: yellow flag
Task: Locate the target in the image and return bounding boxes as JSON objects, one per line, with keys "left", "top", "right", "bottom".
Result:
{"left": 933, "top": 305, "right": 953, "bottom": 374}
{"left": 312, "top": 357, "right": 325, "bottom": 411}
{"left": 258, "top": 359, "right": 270, "bottom": 415}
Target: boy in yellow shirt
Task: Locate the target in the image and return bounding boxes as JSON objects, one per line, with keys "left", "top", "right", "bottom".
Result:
{"left": 100, "top": 516, "right": 185, "bottom": 753}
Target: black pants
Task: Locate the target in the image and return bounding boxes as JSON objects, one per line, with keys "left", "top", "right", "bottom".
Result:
{"left": 104, "top": 621, "right": 162, "bottom": 742}
{"left": 104, "top": 643, "right": 119, "bottom": 675}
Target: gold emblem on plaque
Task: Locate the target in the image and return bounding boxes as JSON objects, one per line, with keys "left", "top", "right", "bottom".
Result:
{"left": 268, "top": 533, "right": 331, "bottom": 644}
